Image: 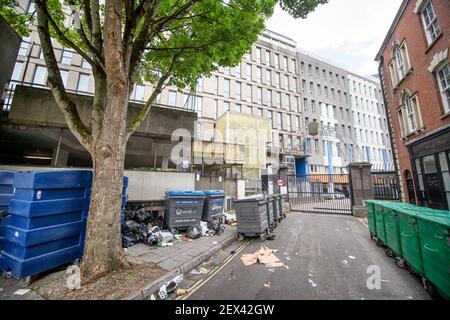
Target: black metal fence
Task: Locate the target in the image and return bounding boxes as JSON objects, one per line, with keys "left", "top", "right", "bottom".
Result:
{"left": 371, "top": 171, "right": 400, "bottom": 200}
{"left": 288, "top": 174, "right": 352, "bottom": 215}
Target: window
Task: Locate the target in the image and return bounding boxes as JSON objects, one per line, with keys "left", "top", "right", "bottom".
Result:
{"left": 236, "top": 82, "right": 242, "bottom": 100}
{"left": 275, "top": 73, "right": 280, "bottom": 88}
{"left": 291, "top": 60, "right": 296, "bottom": 73}
{"left": 257, "top": 67, "right": 262, "bottom": 83}
{"left": 60, "top": 49, "right": 73, "bottom": 65}
{"left": 223, "top": 66, "right": 230, "bottom": 75}
{"left": 303, "top": 98, "right": 308, "bottom": 113}
{"left": 214, "top": 76, "right": 219, "bottom": 95}
{"left": 257, "top": 87, "right": 262, "bottom": 104}
{"left": 308, "top": 64, "right": 312, "bottom": 76}
{"left": 276, "top": 92, "right": 281, "bottom": 108}
{"left": 390, "top": 42, "right": 411, "bottom": 86}
{"left": 293, "top": 78, "right": 298, "bottom": 92}
{"left": 246, "top": 84, "right": 252, "bottom": 102}
{"left": 224, "top": 79, "right": 230, "bottom": 98}
{"left": 311, "top": 100, "right": 315, "bottom": 113}
{"left": 301, "top": 80, "right": 306, "bottom": 93}
{"left": 256, "top": 47, "right": 261, "bottom": 63}
{"left": 437, "top": 64, "right": 450, "bottom": 113}
{"left": 196, "top": 77, "right": 203, "bottom": 92}
{"left": 286, "top": 115, "right": 292, "bottom": 131}
{"left": 60, "top": 70, "right": 69, "bottom": 88}
{"left": 168, "top": 91, "right": 177, "bottom": 106}
{"left": 267, "top": 90, "right": 272, "bottom": 106}
{"left": 274, "top": 54, "right": 279, "bottom": 68}
{"left": 214, "top": 100, "right": 218, "bottom": 119}
{"left": 285, "top": 94, "right": 290, "bottom": 109}
{"left": 421, "top": 1, "right": 441, "bottom": 45}
{"left": 19, "top": 36, "right": 31, "bottom": 56}
{"left": 33, "top": 66, "right": 47, "bottom": 85}
{"left": 247, "top": 106, "right": 253, "bottom": 114}
{"left": 223, "top": 101, "right": 230, "bottom": 113}
{"left": 301, "top": 62, "right": 305, "bottom": 75}
{"left": 235, "top": 63, "right": 241, "bottom": 78}
{"left": 234, "top": 104, "right": 242, "bottom": 113}
{"left": 257, "top": 108, "right": 263, "bottom": 117}
{"left": 395, "top": 45, "right": 406, "bottom": 80}
{"left": 283, "top": 56, "right": 288, "bottom": 71}
{"left": 268, "top": 111, "right": 274, "bottom": 128}
{"left": 11, "top": 62, "right": 24, "bottom": 81}
{"left": 265, "top": 50, "right": 271, "bottom": 65}
{"left": 284, "top": 75, "right": 289, "bottom": 90}
{"left": 132, "top": 84, "right": 145, "bottom": 101}
{"left": 194, "top": 97, "right": 203, "bottom": 116}
{"left": 278, "top": 112, "right": 282, "bottom": 129}
{"left": 267, "top": 70, "right": 272, "bottom": 86}
{"left": 81, "top": 58, "right": 91, "bottom": 69}
{"left": 398, "top": 92, "right": 423, "bottom": 136}
{"left": 77, "top": 73, "right": 90, "bottom": 92}
{"left": 247, "top": 64, "right": 252, "bottom": 80}
{"left": 294, "top": 97, "right": 299, "bottom": 112}
{"left": 296, "top": 116, "right": 301, "bottom": 131}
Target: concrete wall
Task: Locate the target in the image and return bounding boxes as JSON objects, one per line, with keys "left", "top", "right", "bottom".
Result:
{"left": 0, "top": 165, "right": 195, "bottom": 201}
{"left": 0, "top": 16, "right": 20, "bottom": 96}
{"left": 8, "top": 85, "right": 196, "bottom": 138}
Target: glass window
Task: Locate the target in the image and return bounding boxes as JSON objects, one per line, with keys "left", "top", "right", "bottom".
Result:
{"left": 60, "top": 70, "right": 69, "bottom": 88}
{"left": 277, "top": 112, "right": 282, "bottom": 129}
{"left": 285, "top": 94, "right": 290, "bottom": 109}
{"left": 421, "top": 0, "right": 441, "bottom": 44}
{"left": 33, "top": 66, "right": 47, "bottom": 85}
{"left": 81, "top": 58, "right": 91, "bottom": 69}
{"left": 61, "top": 49, "right": 73, "bottom": 65}
{"left": 423, "top": 155, "right": 437, "bottom": 174}
{"left": 256, "top": 47, "right": 261, "bottom": 63}
{"left": 224, "top": 79, "right": 230, "bottom": 98}
{"left": 276, "top": 92, "right": 281, "bottom": 108}
{"left": 268, "top": 111, "right": 274, "bottom": 128}
{"left": 223, "top": 101, "right": 230, "bottom": 113}
{"left": 267, "top": 90, "right": 272, "bottom": 106}
{"left": 196, "top": 77, "right": 203, "bottom": 92}
{"left": 11, "top": 62, "right": 23, "bottom": 81}
{"left": 247, "top": 64, "right": 252, "bottom": 80}
{"left": 19, "top": 36, "right": 31, "bottom": 56}
{"left": 133, "top": 84, "right": 145, "bottom": 101}
{"left": 265, "top": 50, "right": 271, "bottom": 65}
{"left": 257, "top": 67, "right": 262, "bottom": 83}
{"left": 168, "top": 90, "right": 177, "bottom": 106}
{"left": 437, "top": 64, "right": 450, "bottom": 113}
{"left": 77, "top": 73, "right": 90, "bottom": 92}
{"left": 257, "top": 87, "right": 262, "bottom": 104}
{"left": 284, "top": 75, "right": 289, "bottom": 90}
{"left": 267, "top": 70, "right": 272, "bottom": 86}
{"left": 236, "top": 82, "right": 241, "bottom": 100}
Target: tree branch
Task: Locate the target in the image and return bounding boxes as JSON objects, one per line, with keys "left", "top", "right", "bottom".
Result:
{"left": 36, "top": 4, "right": 92, "bottom": 150}
{"left": 90, "top": 0, "right": 103, "bottom": 54}
{"left": 35, "top": 0, "right": 103, "bottom": 73}
{"left": 126, "top": 53, "right": 180, "bottom": 138}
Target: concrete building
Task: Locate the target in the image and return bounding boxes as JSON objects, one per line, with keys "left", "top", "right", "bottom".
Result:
{"left": 376, "top": 0, "right": 450, "bottom": 210}
{"left": 297, "top": 50, "right": 393, "bottom": 175}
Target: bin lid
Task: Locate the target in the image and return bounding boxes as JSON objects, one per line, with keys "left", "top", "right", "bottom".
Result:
{"left": 234, "top": 195, "right": 266, "bottom": 203}
{"left": 203, "top": 190, "right": 226, "bottom": 196}
{"left": 165, "top": 190, "right": 205, "bottom": 197}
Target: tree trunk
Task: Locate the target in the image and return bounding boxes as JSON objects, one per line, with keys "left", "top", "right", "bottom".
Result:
{"left": 80, "top": 86, "right": 130, "bottom": 284}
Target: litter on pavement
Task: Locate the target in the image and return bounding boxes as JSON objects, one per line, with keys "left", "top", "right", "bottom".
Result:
{"left": 14, "top": 289, "right": 30, "bottom": 295}
{"left": 241, "top": 246, "right": 289, "bottom": 269}
{"left": 158, "top": 274, "right": 184, "bottom": 300}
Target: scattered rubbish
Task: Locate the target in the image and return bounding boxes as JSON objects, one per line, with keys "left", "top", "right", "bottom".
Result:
{"left": 186, "top": 226, "right": 202, "bottom": 239}
{"left": 14, "top": 289, "right": 30, "bottom": 295}
{"left": 342, "top": 260, "right": 348, "bottom": 265}
{"left": 241, "top": 246, "right": 289, "bottom": 269}
{"left": 345, "top": 227, "right": 350, "bottom": 231}
{"left": 190, "top": 267, "right": 209, "bottom": 275}
{"left": 285, "top": 257, "right": 291, "bottom": 261}
{"left": 150, "top": 294, "right": 156, "bottom": 300}
{"left": 175, "top": 288, "right": 189, "bottom": 296}
{"left": 381, "top": 279, "right": 390, "bottom": 283}
{"left": 159, "top": 242, "right": 174, "bottom": 247}
{"left": 123, "top": 248, "right": 128, "bottom": 252}
{"left": 264, "top": 282, "right": 271, "bottom": 288}
{"left": 308, "top": 273, "right": 314, "bottom": 277}
{"left": 348, "top": 256, "right": 356, "bottom": 260}
{"left": 223, "top": 212, "right": 237, "bottom": 225}
{"left": 212, "top": 241, "right": 218, "bottom": 245}
{"left": 308, "top": 279, "right": 317, "bottom": 288}
{"left": 268, "top": 269, "right": 275, "bottom": 273}
{"left": 266, "top": 234, "right": 276, "bottom": 241}
{"left": 406, "top": 296, "right": 413, "bottom": 299}
{"left": 208, "top": 220, "right": 225, "bottom": 235}
{"left": 158, "top": 274, "right": 184, "bottom": 300}
{"left": 230, "top": 250, "right": 236, "bottom": 255}
{"left": 122, "top": 205, "right": 165, "bottom": 248}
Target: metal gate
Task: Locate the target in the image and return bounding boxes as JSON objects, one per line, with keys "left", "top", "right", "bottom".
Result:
{"left": 371, "top": 171, "right": 400, "bottom": 200}
{"left": 288, "top": 174, "right": 352, "bottom": 215}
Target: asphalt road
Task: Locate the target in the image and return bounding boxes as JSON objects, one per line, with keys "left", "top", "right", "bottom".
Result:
{"left": 184, "top": 213, "right": 431, "bottom": 300}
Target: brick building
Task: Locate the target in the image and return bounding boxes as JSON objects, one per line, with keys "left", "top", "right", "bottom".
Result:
{"left": 376, "top": 0, "right": 450, "bottom": 209}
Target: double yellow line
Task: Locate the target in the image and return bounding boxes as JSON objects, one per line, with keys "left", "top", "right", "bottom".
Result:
{"left": 177, "top": 240, "right": 252, "bottom": 300}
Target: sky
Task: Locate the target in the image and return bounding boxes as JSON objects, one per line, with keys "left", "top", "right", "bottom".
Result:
{"left": 266, "top": 0, "right": 403, "bottom": 77}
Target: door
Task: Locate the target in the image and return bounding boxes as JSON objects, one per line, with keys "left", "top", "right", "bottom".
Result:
{"left": 405, "top": 171, "right": 416, "bottom": 204}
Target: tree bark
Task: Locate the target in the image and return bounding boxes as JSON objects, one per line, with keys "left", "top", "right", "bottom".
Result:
{"left": 80, "top": 86, "right": 130, "bottom": 284}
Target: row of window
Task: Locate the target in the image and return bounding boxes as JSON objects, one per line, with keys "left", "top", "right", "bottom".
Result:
{"left": 301, "top": 79, "right": 349, "bottom": 102}
{"left": 300, "top": 62, "right": 347, "bottom": 88}
{"left": 251, "top": 47, "right": 297, "bottom": 74}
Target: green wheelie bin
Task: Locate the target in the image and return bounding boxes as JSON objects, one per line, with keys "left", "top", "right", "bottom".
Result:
{"left": 374, "top": 203, "right": 387, "bottom": 247}
{"left": 416, "top": 213, "right": 450, "bottom": 299}
{"left": 397, "top": 210, "right": 424, "bottom": 274}
{"left": 384, "top": 204, "right": 403, "bottom": 258}
{"left": 365, "top": 200, "right": 377, "bottom": 239}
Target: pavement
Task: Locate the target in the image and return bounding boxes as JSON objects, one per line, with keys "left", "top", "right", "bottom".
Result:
{"left": 180, "top": 212, "right": 431, "bottom": 300}
{"left": 0, "top": 225, "right": 237, "bottom": 300}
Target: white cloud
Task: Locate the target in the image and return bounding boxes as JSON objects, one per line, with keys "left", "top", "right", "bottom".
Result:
{"left": 266, "top": 0, "right": 403, "bottom": 76}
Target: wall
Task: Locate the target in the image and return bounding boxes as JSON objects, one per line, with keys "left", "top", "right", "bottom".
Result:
{"left": 0, "top": 16, "right": 20, "bottom": 97}
{"left": 0, "top": 165, "right": 195, "bottom": 201}
{"left": 378, "top": 0, "right": 450, "bottom": 202}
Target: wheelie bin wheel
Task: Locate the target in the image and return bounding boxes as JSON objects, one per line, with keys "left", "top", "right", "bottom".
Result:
{"left": 370, "top": 232, "right": 374, "bottom": 240}
{"left": 260, "top": 234, "right": 266, "bottom": 242}
{"left": 376, "top": 239, "right": 384, "bottom": 247}
{"left": 422, "top": 277, "right": 437, "bottom": 299}
{"left": 385, "top": 248, "right": 394, "bottom": 258}
{"left": 395, "top": 258, "right": 406, "bottom": 269}
{"left": 238, "top": 233, "right": 245, "bottom": 241}
{"left": 19, "top": 276, "right": 32, "bottom": 289}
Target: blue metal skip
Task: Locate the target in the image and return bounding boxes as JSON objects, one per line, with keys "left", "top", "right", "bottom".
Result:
{"left": 0, "top": 170, "right": 15, "bottom": 254}
{"left": 1, "top": 170, "right": 93, "bottom": 280}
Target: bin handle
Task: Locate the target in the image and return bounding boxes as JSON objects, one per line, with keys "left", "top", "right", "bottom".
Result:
{"left": 423, "top": 244, "right": 438, "bottom": 254}
{"left": 401, "top": 232, "right": 411, "bottom": 238}
{"left": 433, "top": 234, "right": 444, "bottom": 240}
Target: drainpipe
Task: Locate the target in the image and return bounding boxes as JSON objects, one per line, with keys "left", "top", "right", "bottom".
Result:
{"left": 377, "top": 55, "right": 403, "bottom": 201}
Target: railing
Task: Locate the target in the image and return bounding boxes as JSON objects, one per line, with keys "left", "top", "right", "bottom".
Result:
{"left": 371, "top": 171, "right": 400, "bottom": 200}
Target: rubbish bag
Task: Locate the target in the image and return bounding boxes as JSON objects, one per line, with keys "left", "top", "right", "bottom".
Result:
{"left": 186, "top": 225, "right": 202, "bottom": 239}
